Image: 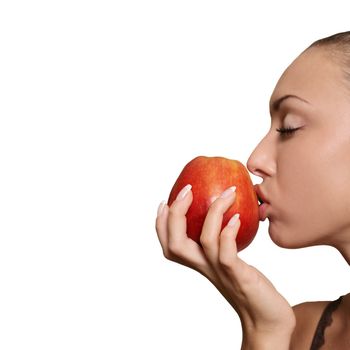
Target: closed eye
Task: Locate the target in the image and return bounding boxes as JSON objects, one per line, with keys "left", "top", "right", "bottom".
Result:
{"left": 276, "top": 126, "right": 301, "bottom": 135}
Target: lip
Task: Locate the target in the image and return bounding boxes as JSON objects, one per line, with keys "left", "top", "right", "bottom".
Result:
{"left": 254, "top": 185, "right": 271, "bottom": 221}
{"left": 254, "top": 184, "right": 270, "bottom": 206}
{"left": 259, "top": 203, "right": 269, "bottom": 221}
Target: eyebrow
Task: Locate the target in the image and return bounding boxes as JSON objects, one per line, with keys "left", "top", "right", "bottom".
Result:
{"left": 270, "top": 94, "right": 310, "bottom": 112}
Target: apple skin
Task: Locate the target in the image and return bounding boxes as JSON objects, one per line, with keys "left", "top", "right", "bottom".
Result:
{"left": 167, "top": 156, "right": 259, "bottom": 252}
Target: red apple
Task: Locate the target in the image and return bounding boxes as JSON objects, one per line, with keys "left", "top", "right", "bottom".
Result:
{"left": 168, "top": 156, "right": 259, "bottom": 252}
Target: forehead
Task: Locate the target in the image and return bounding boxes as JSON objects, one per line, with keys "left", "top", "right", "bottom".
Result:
{"left": 270, "top": 48, "right": 347, "bottom": 109}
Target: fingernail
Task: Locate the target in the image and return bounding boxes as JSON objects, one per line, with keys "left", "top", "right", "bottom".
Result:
{"left": 176, "top": 184, "right": 192, "bottom": 201}
{"left": 220, "top": 186, "right": 236, "bottom": 198}
{"left": 228, "top": 213, "right": 240, "bottom": 227}
{"left": 157, "top": 200, "right": 166, "bottom": 217}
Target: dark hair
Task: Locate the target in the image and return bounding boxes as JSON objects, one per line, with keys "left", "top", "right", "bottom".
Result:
{"left": 309, "top": 31, "right": 350, "bottom": 49}
{"left": 307, "top": 31, "right": 350, "bottom": 83}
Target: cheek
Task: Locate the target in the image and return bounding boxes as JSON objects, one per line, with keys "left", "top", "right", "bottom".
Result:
{"left": 272, "top": 136, "right": 350, "bottom": 248}
{"left": 268, "top": 173, "right": 326, "bottom": 248}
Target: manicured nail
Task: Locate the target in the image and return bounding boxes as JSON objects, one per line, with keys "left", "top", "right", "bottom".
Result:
{"left": 220, "top": 186, "right": 236, "bottom": 198}
{"left": 228, "top": 213, "right": 240, "bottom": 227}
{"left": 176, "top": 184, "right": 192, "bottom": 201}
{"left": 157, "top": 200, "right": 166, "bottom": 217}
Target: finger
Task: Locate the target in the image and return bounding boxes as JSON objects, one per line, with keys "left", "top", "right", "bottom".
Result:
{"left": 155, "top": 200, "right": 169, "bottom": 252}
{"left": 218, "top": 213, "right": 241, "bottom": 269}
{"left": 155, "top": 184, "right": 192, "bottom": 255}
{"left": 166, "top": 185, "right": 213, "bottom": 275}
{"left": 167, "top": 184, "right": 193, "bottom": 248}
{"left": 200, "top": 186, "right": 237, "bottom": 265}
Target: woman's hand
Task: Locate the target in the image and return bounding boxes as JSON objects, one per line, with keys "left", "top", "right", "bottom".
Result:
{"left": 155, "top": 185, "right": 296, "bottom": 349}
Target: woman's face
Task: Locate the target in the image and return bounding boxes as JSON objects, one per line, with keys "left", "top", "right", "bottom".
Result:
{"left": 247, "top": 47, "right": 350, "bottom": 250}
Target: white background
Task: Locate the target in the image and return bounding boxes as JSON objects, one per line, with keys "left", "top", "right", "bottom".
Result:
{"left": 1, "top": 1, "right": 350, "bottom": 349}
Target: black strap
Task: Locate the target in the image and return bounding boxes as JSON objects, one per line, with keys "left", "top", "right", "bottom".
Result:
{"left": 310, "top": 296, "right": 343, "bottom": 350}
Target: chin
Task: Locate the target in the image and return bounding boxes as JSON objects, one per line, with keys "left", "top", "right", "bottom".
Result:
{"left": 268, "top": 222, "right": 308, "bottom": 249}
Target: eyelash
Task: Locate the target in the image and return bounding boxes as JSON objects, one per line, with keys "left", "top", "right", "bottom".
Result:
{"left": 276, "top": 126, "right": 300, "bottom": 135}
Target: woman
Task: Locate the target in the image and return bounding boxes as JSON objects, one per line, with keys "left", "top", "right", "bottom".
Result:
{"left": 155, "top": 31, "right": 350, "bottom": 349}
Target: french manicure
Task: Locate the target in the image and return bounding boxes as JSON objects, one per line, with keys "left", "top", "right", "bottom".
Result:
{"left": 228, "top": 213, "right": 240, "bottom": 227}
{"left": 176, "top": 184, "right": 192, "bottom": 201}
{"left": 220, "top": 186, "right": 236, "bottom": 198}
{"left": 157, "top": 200, "right": 166, "bottom": 217}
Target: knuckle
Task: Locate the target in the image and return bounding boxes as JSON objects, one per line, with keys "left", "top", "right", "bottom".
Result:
{"left": 162, "top": 249, "right": 172, "bottom": 260}
{"left": 167, "top": 205, "right": 177, "bottom": 217}
{"left": 218, "top": 255, "right": 234, "bottom": 270}
{"left": 168, "top": 240, "right": 182, "bottom": 256}
{"left": 162, "top": 245, "right": 180, "bottom": 262}
{"left": 200, "top": 235, "right": 215, "bottom": 249}
{"left": 168, "top": 204, "right": 181, "bottom": 219}
{"left": 208, "top": 200, "right": 225, "bottom": 216}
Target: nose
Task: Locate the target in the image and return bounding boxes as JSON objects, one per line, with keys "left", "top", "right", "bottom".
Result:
{"left": 246, "top": 133, "right": 276, "bottom": 179}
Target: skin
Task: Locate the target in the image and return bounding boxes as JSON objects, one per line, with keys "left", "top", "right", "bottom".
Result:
{"left": 247, "top": 46, "right": 350, "bottom": 257}
{"left": 156, "top": 46, "right": 350, "bottom": 349}
{"left": 246, "top": 46, "right": 350, "bottom": 349}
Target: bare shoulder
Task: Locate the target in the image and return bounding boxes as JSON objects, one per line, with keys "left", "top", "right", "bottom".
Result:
{"left": 289, "top": 300, "right": 329, "bottom": 350}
